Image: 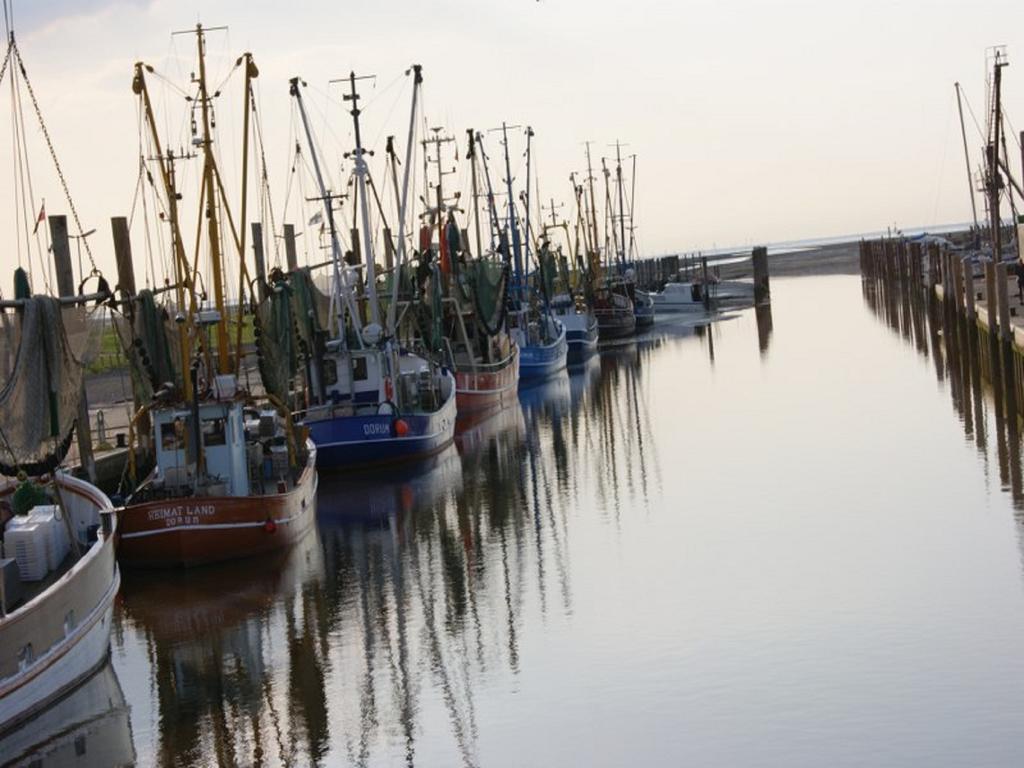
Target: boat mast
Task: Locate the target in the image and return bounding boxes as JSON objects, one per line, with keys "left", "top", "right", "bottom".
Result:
{"left": 132, "top": 63, "right": 194, "bottom": 400}
{"left": 193, "top": 24, "right": 232, "bottom": 374}
{"left": 523, "top": 126, "right": 534, "bottom": 274}
{"left": 342, "top": 72, "right": 381, "bottom": 327}
{"left": 628, "top": 153, "right": 638, "bottom": 261}
{"left": 500, "top": 122, "right": 525, "bottom": 301}
{"left": 387, "top": 64, "right": 422, "bottom": 334}
{"left": 988, "top": 49, "right": 1007, "bottom": 261}
{"left": 614, "top": 141, "right": 627, "bottom": 271}
{"left": 475, "top": 132, "right": 502, "bottom": 255}
{"left": 954, "top": 82, "right": 980, "bottom": 233}
{"left": 466, "top": 129, "right": 483, "bottom": 258}
{"left": 601, "top": 158, "right": 619, "bottom": 273}
{"left": 289, "top": 76, "right": 351, "bottom": 343}
{"left": 584, "top": 142, "right": 600, "bottom": 266}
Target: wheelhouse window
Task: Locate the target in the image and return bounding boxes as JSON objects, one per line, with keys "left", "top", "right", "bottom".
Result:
{"left": 352, "top": 356, "right": 368, "bottom": 382}
{"left": 202, "top": 418, "right": 226, "bottom": 447}
{"left": 161, "top": 421, "right": 184, "bottom": 451}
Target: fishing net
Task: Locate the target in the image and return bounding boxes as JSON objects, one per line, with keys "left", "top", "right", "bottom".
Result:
{"left": 0, "top": 295, "right": 99, "bottom": 476}
{"left": 289, "top": 268, "right": 328, "bottom": 351}
{"left": 113, "top": 290, "right": 183, "bottom": 406}
{"left": 255, "top": 282, "right": 296, "bottom": 403}
{"left": 537, "top": 247, "right": 558, "bottom": 304}
{"left": 461, "top": 258, "right": 509, "bottom": 337}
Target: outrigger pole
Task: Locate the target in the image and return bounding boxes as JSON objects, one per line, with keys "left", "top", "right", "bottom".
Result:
{"left": 954, "top": 82, "right": 980, "bottom": 232}
{"left": 387, "top": 64, "right": 422, "bottom": 334}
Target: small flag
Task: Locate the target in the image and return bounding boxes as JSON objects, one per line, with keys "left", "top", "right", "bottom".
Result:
{"left": 308, "top": 210, "right": 323, "bottom": 226}
{"left": 32, "top": 201, "right": 46, "bottom": 235}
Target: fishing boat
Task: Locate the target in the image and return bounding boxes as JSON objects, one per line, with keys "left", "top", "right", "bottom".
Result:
{"left": 500, "top": 124, "right": 567, "bottom": 380}
{"left": 0, "top": 297, "right": 119, "bottom": 734}
{"left": 436, "top": 129, "right": 521, "bottom": 417}
{"left": 552, "top": 292, "right": 599, "bottom": 364}
{"left": 0, "top": 472, "right": 120, "bottom": 737}
{"left": 612, "top": 143, "right": 656, "bottom": 330}
{"left": 0, "top": 29, "right": 121, "bottom": 737}
{"left": 650, "top": 280, "right": 709, "bottom": 312}
{"left": 594, "top": 280, "right": 637, "bottom": 338}
{"left": 632, "top": 288, "right": 656, "bottom": 327}
{"left": 116, "top": 26, "right": 317, "bottom": 568}
{"left": 288, "top": 67, "right": 456, "bottom": 468}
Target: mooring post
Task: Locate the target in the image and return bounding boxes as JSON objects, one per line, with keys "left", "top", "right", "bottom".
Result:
{"left": 284, "top": 223, "right": 299, "bottom": 272}
{"left": 111, "top": 215, "right": 150, "bottom": 452}
{"left": 50, "top": 214, "right": 96, "bottom": 482}
{"left": 752, "top": 246, "right": 770, "bottom": 303}
{"left": 997, "top": 262, "right": 1012, "bottom": 342}
{"left": 952, "top": 251, "right": 965, "bottom": 315}
{"left": 963, "top": 257, "right": 976, "bottom": 319}
{"left": 251, "top": 222, "right": 268, "bottom": 302}
{"left": 985, "top": 260, "right": 998, "bottom": 333}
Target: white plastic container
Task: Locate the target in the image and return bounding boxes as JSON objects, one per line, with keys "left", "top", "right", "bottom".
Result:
{"left": 4, "top": 518, "right": 49, "bottom": 582}
{"left": 27, "top": 505, "right": 69, "bottom": 570}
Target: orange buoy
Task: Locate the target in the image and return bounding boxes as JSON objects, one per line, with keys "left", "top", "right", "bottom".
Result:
{"left": 394, "top": 418, "right": 410, "bottom": 437}
{"left": 264, "top": 518, "right": 278, "bottom": 534}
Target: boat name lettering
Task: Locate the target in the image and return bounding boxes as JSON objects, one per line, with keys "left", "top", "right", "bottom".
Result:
{"left": 148, "top": 504, "right": 217, "bottom": 527}
{"left": 363, "top": 422, "right": 391, "bottom": 437}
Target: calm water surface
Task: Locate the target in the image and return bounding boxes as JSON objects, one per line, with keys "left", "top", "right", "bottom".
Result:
{"left": 106, "top": 275, "right": 1024, "bottom": 766}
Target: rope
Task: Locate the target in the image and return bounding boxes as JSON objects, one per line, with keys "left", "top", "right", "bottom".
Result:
{"left": 13, "top": 41, "right": 97, "bottom": 273}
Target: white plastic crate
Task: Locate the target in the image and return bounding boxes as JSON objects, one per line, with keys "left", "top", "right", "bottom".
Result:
{"left": 4, "top": 519, "right": 49, "bottom": 582}
{"left": 27, "top": 505, "right": 69, "bottom": 570}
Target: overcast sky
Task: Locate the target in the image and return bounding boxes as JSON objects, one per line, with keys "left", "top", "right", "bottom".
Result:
{"left": 2, "top": 0, "right": 1023, "bottom": 290}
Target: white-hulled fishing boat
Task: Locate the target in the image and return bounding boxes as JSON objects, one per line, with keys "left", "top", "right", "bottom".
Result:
{"left": 0, "top": 472, "right": 120, "bottom": 737}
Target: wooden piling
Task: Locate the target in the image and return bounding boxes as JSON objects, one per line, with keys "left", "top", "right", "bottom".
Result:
{"left": 251, "top": 222, "right": 268, "bottom": 302}
{"left": 111, "top": 216, "right": 135, "bottom": 302}
{"left": 49, "top": 215, "right": 96, "bottom": 482}
{"left": 962, "top": 257, "right": 975, "bottom": 319}
{"left": 752, "top": 246, "right": 770, "bottom": 303}
{"left": 985, "top": 260, "right": 998, "bottom": 333}
{"left": 284, "top": 224, "right": 299, "bottom": 272}
{"left": 997, "top": 262, "right": 1012, "bottom": 342}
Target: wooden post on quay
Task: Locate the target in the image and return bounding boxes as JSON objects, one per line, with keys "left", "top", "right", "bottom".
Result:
{"left": 962, "top": 257, "right": 976, "bottom": 319}
{"left": 284, "top": 224, "right": 299, "bottom": 272}
{"left": 111, "top": 216, "right": 135, "bottom": 303}
{"left": 251, "top": 222, "right": 268, "bottom": 302}
{"left": 985, "top": 260, "right": 998, "bottom": 333}
{"left": 950, "top": 253, "right": 958, "bottom": 313}
{"left": 997, "top": 262, "right": 1012, "bottom": 342}
{"left": 752, "top": 246, "right": 770, "bottom": 303}
{"left": 112, "top": 215, "right": 150, "bottom": 450}
{"left": 49, "top": 214, "right": 96, "bottom": 482}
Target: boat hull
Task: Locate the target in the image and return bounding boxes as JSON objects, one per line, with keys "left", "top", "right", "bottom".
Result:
{"left": 596, "top": 308, "right": 636, "bottom": 339}
{"left": 634, "top": 290, "right": 656, "bottom": 327}
{"left": 455, "top": 346, "right": 520, "bottom": 415}
{"left": 307, "top": 371, "right": 457, "bottom": 468}
{"left": 117, "top": 441, "right": 318, "bottom": 569}
{"left": 0, "top": 475, "right": 119, "bottom": 738}
{"left": 558, "top": 312, "right": 599, "bottom": 365}
{"left": 519, "top": 323, "right": 568, "bottom": 380}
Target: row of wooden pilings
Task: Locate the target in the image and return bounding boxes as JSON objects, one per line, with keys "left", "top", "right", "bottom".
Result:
{"left": 859, "top": 239, "right": 1020, "bottom": 342}
{"left": 860, "top": 236, "right": 1024, "bottom": 420}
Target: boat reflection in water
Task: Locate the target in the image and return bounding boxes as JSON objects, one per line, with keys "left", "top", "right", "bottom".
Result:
{"left": 110, "top": 337, "right": 661, "bottom": 765}
{"left": 0, "top": 661, "right": 134, "bottom": 767}
{"left": 117, "top": 528, "right": 325, "bottom": 767}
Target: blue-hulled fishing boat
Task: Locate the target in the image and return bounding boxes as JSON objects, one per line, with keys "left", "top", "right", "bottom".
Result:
{"left": 289, "top": 67, "right": 455, "bottom": 468}
{"left": 498, "top": 123, "right": 567, "bottom": 381}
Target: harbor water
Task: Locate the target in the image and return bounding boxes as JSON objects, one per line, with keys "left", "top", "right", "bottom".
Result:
{"left": 106, "top": 274, "right": 1024, "bottom": 766}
